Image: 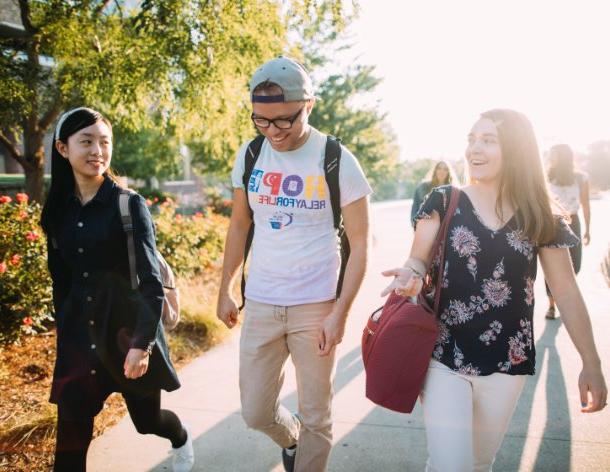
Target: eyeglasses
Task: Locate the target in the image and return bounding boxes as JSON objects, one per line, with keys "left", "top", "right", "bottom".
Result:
{"left": 251, "top": 107, "right": 304, "bottom": 130}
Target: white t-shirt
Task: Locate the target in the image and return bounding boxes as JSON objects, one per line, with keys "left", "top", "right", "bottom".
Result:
{"left": 549, "top": 173, "right": 586, "bottom": 215}
{"left": 231, "top": 127, "right": 373, "bottom": 306}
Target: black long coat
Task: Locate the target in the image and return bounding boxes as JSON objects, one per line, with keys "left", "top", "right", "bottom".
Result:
{"left": 47, "top": 176, "right": 180, "bottom": 415}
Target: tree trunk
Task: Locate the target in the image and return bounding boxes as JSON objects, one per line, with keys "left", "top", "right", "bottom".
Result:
{"left": 23, "top": 131, "right": 46, "bottom": 203}
{"left": 24, "top": 161, "right": 45, "bottom": 202}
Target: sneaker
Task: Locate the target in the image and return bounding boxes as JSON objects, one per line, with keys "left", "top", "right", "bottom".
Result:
{"left": 172, "top": 423, "right": 194, "bottom": 472}
{"left": 282, "top": 445, "right": 297, "bottom": 472}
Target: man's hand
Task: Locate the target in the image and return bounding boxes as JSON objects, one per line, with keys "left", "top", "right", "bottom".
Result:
{"left": 317, "top": 308, "right": 347, "bottom": 357}
{"left": 217, "top": 292, "right": 240, "bottom": 329}
{"left": 124, "top": 348, "right": 149, "bottom": 379}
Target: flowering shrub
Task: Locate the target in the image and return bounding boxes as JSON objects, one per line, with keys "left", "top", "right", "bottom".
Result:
{"left": 153, "top": 199, "right": 229, "bottom": 278}
{"left": 0, "top": 192, "right": 229, "bottom": 344}
{"left": 204, "top": 188, "right": 233, "bottom": 217}
{"left": 0, "top": 193, "right": 54, "bottom": 344}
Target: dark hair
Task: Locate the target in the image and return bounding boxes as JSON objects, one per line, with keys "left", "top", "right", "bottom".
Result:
{"left": 252, "top": 80, "right": 284, "bottom": 96}
{"left": 41, "top": 108, "right": 115, "bottom": 235}
{"left": 547, "top": 144, "right": 576, "bottom": 186}
{"left": 479, "top": 109, "right": 555, "bottom": 244}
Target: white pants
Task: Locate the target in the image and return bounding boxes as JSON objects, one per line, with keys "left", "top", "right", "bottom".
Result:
{"left": 421, "top": 360, "right": 526, "bottom": 472}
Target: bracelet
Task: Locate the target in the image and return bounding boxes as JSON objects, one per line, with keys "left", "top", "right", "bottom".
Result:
{"left": 405, "top": 265, "right": 424, "bottom": 278}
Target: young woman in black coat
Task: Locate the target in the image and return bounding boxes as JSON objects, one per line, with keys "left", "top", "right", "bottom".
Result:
{"left": 41, "top": 107, "right": 194, "bottom": 472}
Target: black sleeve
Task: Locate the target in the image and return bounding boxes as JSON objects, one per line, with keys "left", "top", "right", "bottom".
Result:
{"left": 540, "top": 215, "right": 580, "bottom": 249}
{"left": 129, "top": 194, "right": 164, "bottom": 350}
{"left": 414, "top": 185, "right": 451, "bottom": 228}
{"left": 46, "top": 234, "right": 71, "bottom": 315}
{"left": 411, "top": 182, "right": 429, "bottom": 225}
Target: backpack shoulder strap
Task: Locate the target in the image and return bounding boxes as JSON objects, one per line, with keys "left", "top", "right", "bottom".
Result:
{"left": 324, "top": 135, "right": 342, "bottom": 230}
{"left": 324, "top": 135, "right": 349, "bottom": 299}
{"left": 242, "top": 134, "right": 265, "bottom": 214}
{"left": 118, "top": 189, "right": 139, "bottom": 290}
{"left": 239, "top": 135, "right": 265, "bottom": 311}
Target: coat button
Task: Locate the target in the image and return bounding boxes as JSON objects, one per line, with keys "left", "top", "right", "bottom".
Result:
{"left": 91, "top": 370, "right": 96, "bottom": 375}
{"left": 86, "top": 296, "right": 93, "bottom": 302}
{"left": 77, "top": 222, "right": 83, "bottom": 228}
{"left": 83, "top": 272, "right": 89, "bottom": 278}
{"left": 91, "top": 344, "right": 96, "bottom": 349}
{"left": 78, "top": 248, "right": 84, "bottom": 253}
{"left": 89, "top": 320, "right": 94, "bottom": 326}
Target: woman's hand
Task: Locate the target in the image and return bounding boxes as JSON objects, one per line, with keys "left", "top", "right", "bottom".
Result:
{"left": 582, "top": 231, "right": 591, "bottom": 246}
{"left": 124, "top": 348, "right": 150, "bottom": 379}
{"left": 381, "top": 267, "right": 423, "bottom": 298}
{"left": 579, "top": 364, "right": 607, "bottom": 413}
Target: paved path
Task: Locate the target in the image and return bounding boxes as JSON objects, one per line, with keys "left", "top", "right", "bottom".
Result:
{"left": 88, "top": 199, "right": 610, "bottom": 471}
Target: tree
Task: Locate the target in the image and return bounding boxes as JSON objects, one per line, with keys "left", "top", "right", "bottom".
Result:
{"left": 1, "top": 0, "right": 351, "bottom": 201}
{"left": 283, "top": 5, "right": 401, "bottom": 200}
{"left": 111, "top": 119, "right": 182, "bottom": 182}
{"left": 306, "top": 63, "right": 402, "bottom": 200}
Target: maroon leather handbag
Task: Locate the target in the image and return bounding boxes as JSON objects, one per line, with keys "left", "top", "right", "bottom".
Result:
{"left": 362, "top": 187, "right": 460, "bottom": 413}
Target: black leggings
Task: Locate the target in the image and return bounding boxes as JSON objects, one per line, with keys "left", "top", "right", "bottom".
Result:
{"left": 53, "top": 389, "right": 186, "bottom": 472}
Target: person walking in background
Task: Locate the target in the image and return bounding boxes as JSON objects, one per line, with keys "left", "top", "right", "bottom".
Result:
{"left": 382, "top": 109, "right": 607, "bottom": 472}
{"left": 410, "top": 160, "right": 457, "bottom": 227}
{"left": 41, "top": 108, "right": 193, "bottom": 472}
{"left": 216, "top": 56, "right": 372, "bottom": 472}
{"left": 544, "top": 144, "right": 591, "bottom": 320}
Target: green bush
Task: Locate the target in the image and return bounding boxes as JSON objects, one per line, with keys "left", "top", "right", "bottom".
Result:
{"left": 0, "top": 193, "right": 54, "bottom": 344}
{"left": 153, "top": 199, "right": 228, "bottom": 278}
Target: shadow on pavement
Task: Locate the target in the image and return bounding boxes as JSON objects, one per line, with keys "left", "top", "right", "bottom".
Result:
{"left": 148, "top": 345, "right": 365, "bottom": 471}
{"left": 496, "top": 317, "right": 571, "bottom": 471}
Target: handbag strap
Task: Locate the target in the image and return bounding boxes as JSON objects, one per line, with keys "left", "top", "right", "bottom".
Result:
{"left": 421, "top": 186, "right": 461, "bottom": 313}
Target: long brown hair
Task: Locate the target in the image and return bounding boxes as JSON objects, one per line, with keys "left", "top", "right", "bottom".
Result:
{"left": 547, "top": 144, "right": 576, "bottom": 186}
{"left": 426, "top": 160, "right": 458, "bottom": 188}
{"left": 480, "top": 109, "right": 556, "bottom": 244}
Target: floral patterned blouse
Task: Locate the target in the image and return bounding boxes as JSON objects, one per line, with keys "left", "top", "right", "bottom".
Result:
{"left": 415, "top": 186, "right": 579, "bottom": 376}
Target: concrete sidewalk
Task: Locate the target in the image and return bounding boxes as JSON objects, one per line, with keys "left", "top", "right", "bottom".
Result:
{"left": 88, "top": 200, "right": 610, "bottom": 471}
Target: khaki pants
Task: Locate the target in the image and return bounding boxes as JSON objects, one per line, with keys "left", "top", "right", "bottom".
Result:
{"left": 240, "top": 299, "right": 336, "bottom": 472}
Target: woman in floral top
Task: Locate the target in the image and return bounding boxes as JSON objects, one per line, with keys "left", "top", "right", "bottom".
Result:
{"left": 382, "top": 109, "right": 607, "bottom": 471}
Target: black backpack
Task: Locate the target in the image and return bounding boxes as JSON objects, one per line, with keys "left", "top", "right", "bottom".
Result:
{"left": 239, "top": 134, "right": 350, "bottom": 311}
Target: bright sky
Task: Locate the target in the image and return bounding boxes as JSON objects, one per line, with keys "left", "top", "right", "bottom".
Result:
{"left": 344, "top": 0, "right": 610, "bottom": 161}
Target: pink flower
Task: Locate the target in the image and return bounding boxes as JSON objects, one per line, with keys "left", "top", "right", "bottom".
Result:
{"left": 146, "top": 199, "right": 153, "bottom": 206}
{"left": 10, "top": 254, "right": 21, "bottom": 266}
{"left": 0, "top": 196, "right": 12, "bottom": 204}
{"left": 153, "top": 197, "right": 159, "bottom": 203}
{"left": 0, "top": 262, "right": 6, "bottom": 274}
{"left": 15, "top": 193, "right": 29, "bottom": 204}
{"left": 194, "top": 212, "right": 203, "bottom": 218}
{"left": 175, "top": 214, "right": 182, "bottom": 221}
{"left": 26, "top": 231, "right": 40, "bottom": 241}
{"left": 23, "top": 316, "right": 33, "bottom": 326}
{"left": 450, "top": 225, "right": 481, "bottom": 258}
{"left": 482, "top": 278, "right": 511, "bottom": 308}
{"left": 18, "top": 210, "right": 28, "bottom": 220}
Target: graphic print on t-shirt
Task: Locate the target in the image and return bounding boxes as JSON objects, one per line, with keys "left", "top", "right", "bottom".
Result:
{"left": 248, "top": 168, "right": 328, "bottom": 229}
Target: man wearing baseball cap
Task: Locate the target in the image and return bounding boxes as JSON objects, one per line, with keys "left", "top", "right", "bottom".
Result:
{"left": 217, "top": 56, "right": 372, "bottom": 471}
